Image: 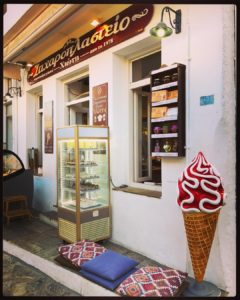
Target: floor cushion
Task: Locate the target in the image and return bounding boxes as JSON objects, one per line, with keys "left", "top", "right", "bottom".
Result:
{"left": 54, "top": 255, "right": 80, "bottom": 271}
{"left": 58, "top": 240, "right": 107, "bottom": 268}
{"left": 115, "top": 266, "right": 188, "bottom": 297}
{"left": 81, "top": 250, "right": 139, "bottom": 281}
{"left": 80, "top": 267, "right": 138, "bottom": 291}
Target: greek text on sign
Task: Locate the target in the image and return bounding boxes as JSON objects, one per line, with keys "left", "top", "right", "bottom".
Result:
{"left": 93, "top": 83, "right": 108, "bottom": 126}
{"left": 27, "top": 4, "right": 154, "bottom": 85}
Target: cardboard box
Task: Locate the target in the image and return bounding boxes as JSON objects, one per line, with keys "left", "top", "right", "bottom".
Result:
{"left": 167, "top": 89, "right": 178, "bottom": 99}
{"left": 152, "top": 90, "right": 168, "bottom": 102}
{"left": 151, "top": 107, "right": 168, "bottom": 118}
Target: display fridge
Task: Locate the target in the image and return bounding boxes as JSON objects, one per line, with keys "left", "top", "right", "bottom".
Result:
{"left": 56, "top": 125, "right": 111, "bottom": 243}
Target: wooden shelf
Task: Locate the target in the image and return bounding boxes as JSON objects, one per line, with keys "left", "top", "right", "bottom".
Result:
{"left": 151, "top": 133, "right": 178, "bottom": 138}
{"left": 150, "top": 64, "right": 186, "bottom": 157}
{"left": 151, "top": 63, "right": 179, "bottom": 74}
{"left": 152, "top": 152, "right": 179, "bottom": 157}
{"left": 151, "top": 81, "right": 178, "bottom": 91}
{"left": 151, "top": 116, "right": 178, "bottom": 123}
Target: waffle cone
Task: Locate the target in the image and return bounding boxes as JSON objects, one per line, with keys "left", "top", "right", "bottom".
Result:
{"left": 182, "top": 210, "right": 220, "bottom": 282}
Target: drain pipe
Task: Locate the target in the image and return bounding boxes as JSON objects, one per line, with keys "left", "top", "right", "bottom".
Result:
{"left": 185, "top": 5, "right": 192, "bottom": 279}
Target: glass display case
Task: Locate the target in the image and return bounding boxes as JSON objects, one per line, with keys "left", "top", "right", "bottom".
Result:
{"left": 3, "top": 150, "right": 25, "bottom": 179}
{"left": 3, "top": 150, "right": 33, "bottom": 209}
{"left": 57, "top": 125, "right": 110, "bottom": 243}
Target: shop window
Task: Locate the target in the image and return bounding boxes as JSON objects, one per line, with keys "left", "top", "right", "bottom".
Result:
{"left": 6, "top": 103, "right": 13, "bottom": 151}
{"left": 37, "top": 96, "right": 43, "bottom": 169}
{"left": 3, "top": 78, "right": 14, "bottom": 151}
{"left": 131, "top": 51, "right": 161, "bottom": 185}
{"left": 132, "top": 51, "right": 161, "bottom": 82}
{"left": 66, "top": 76, "right": 89, "bottom": 125}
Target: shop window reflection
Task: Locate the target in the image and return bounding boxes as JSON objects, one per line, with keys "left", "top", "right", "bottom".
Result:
{"left": 66, "top": 75, "right": 90, "bottom": 126}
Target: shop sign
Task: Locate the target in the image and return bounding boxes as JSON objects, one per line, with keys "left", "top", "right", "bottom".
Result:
{"left": 93, "top": 83, "right": 108, "bottom": 126}
{"left": 27, "top": 4, "right": 153, "bottom": 85}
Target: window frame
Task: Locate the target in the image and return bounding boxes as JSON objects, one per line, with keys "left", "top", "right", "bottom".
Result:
{"left": 133, "top": 87, "right": 152, "bottom": 183}
{"left": 64, "top": 71, "right": 90, "bottom": 126}
{"left": 5, "top": 102, "right": 13, "bottom": 151}
{"left": 37, "top": 95, "right": 43, "bottom": 169}
{"left": 129, "top": 50, "right": 162, "bottom": 191}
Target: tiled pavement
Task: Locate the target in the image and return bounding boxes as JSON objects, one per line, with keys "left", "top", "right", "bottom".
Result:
{"left": 3, "top": 215, "right": 165, "bottom": 268}
{"left": 2, "top": 215, "right": 167, "bottom": 297}
{"left": 3, "top": 252, "right": 80, "bottom": 296}
{"left": 3, "top": 214, "right": 228, "bottom": 297}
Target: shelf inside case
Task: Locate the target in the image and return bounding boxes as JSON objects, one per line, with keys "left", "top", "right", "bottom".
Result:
{"left": 80, "top": 161, "right": 98, "bottom": 167}
{"left": 62, "top": 187, "right": 76, "bottom": 193}
{"left": 80, "top": 174, "right": 99, "bottom": 180}
{"left": 80, "top": 198, "right": 102, "bottom": 210}
{"left": 64, "top": 161, "right": 76, "bottom": 166}
{"left": 62, "top": 199, "right": 102, "bottom": 210}
{"left": 63, "top": 176, "right": 76, "bottom": 181}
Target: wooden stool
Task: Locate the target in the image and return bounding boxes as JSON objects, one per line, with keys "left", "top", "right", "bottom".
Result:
{"left": 3, "top": 195, "right": 32, "bottom": 225}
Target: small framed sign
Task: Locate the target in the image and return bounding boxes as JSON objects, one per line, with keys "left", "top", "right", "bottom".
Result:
{"left": 93, "top": 83, "right": 108, "bottom": 126}
{"left": 44, "top": 101, "right": 54, "bottom": 153}
{"left": 200, "top": 95, "right": 214, "bottom": 106}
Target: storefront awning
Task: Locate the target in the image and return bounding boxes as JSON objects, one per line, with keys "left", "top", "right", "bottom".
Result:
{"left": 3, "top": 63, "right": 21, "bottom": 80}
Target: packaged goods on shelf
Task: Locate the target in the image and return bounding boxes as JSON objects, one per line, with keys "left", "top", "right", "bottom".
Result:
{"left": 167, "top": 90, "right": 178, "bottom": 99}
{"left": 151, "top": 107, "right": 168, "bottom": 118}
{"left": 151, "top": 90, "right": 168, "bottom": 102}
{"left": 166, "top": 107, "right": 178, "bottom": 117}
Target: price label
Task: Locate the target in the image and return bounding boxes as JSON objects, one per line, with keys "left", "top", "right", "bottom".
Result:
{"left": 93, "top": 210, "right": 99, "bottom": 217}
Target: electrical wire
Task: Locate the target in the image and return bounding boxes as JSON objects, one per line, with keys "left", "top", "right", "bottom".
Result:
{"left": 110, "top": 176, "right": 128, "bottom": 190}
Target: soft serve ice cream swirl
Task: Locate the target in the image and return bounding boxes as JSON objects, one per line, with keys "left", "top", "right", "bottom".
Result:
{"left": 177, "top": 152, "right": 224, "bottom": 213}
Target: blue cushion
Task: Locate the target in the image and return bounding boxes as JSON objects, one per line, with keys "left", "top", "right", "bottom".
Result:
{"left": 81, "top": 250, "right": 139, "bottom": 281}
{"left": 80, "top": 267, "right": 138, "bottom": 290}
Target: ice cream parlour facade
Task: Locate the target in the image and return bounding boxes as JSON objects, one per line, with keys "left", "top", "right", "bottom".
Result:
{"left": 18, "top": 4, "right": 235, "bottom": 295}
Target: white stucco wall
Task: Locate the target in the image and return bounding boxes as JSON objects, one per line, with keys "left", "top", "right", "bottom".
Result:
{"left": 17, "top": 4, "right": 235, "bottom": 295}
{"left": 160, "top": 4, "right": 236, "bottom": 295}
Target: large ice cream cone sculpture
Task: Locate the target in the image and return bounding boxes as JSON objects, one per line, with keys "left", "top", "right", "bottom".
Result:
{"left": 177, "top": 152, "right": 225, "bottom": 283}
{"left": 182, "top": 210, "right": 220, "bottom": 282}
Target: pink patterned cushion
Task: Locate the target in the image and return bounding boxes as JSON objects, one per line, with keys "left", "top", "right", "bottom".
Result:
{"left": 115, "top": 266, "right": 188, "bottom": 297}
{"left": 58, "top": 240, "right": 107, "bottom": 268}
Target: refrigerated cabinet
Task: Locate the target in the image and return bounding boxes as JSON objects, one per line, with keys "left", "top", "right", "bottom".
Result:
{"left": 57, "top": 126, "right": 110, "bottom": 243}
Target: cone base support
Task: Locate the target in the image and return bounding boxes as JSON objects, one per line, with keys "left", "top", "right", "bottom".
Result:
{"left": 183, "top": 277, "right": 221, "bottom": 297}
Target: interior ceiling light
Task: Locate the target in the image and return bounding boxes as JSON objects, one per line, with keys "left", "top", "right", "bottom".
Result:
{"left": 90, "top": 19, "right": 100, "bottom": 27}
{"left": 150, "top": 6, "right": 181, "bottom": 38}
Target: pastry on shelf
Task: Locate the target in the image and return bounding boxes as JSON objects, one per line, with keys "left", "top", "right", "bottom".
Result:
{"left": 80, "top": 172, "right": 98, "bottom": 179}
{"left": 65, "top": 161, "right": 76, "bottom": 165}
{"left": 65, "top": 173, "right": 75, "bottom": 179}
{"left": 80, "top": 161, "right": 98, "bottom": 166}
{"left": 80, "top": 182, "right": 99, "bottom": 191}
